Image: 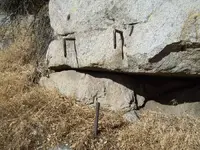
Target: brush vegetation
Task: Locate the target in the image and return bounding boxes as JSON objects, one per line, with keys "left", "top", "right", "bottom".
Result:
{"left": 0, "top": 0, "right": 49, "bottom": 15}
{"left": 0, "top": 6, "right": 200, "bottom": 150}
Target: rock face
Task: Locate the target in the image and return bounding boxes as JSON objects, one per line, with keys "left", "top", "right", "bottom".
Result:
{"left": 40, "top": 70, "right": 139, "bottom": 111}
{"left": 42, "top": 0, "right": 200, "bottom": 115}
{"left": 40, "top": 70, "right": 200, "bottom": 116}
{"left": 48, "top": 0, "right": 200, "bottom": 74}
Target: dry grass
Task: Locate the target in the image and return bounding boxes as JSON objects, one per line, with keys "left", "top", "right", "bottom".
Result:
{"left": 0, "top": 18, "right": 200, "bottom": 150}
{"left": 0, "top": 0, "right": 49, "bottom": 15}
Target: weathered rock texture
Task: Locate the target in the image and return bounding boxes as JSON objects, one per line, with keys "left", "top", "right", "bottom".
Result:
{"left": 142, "top": 100, "right": 200, "bottom": 118}
{"left": 41, "top": 0, "right": 200, "bottom": 116}
{"left": 40, "top": 70, "right": 200, "bottom": 116}
{"left": 40, "top": 70, "right": 143, "bottom": 111}
{"left": 123, "top": 111, "right": 139, "bottom": 122}
{"left": 48, "top": 0, "right": 200, "bottom": 75}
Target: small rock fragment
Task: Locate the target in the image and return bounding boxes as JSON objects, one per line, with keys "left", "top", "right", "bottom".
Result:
{"left": 123, "top": 111, "right": 139, "bottom": 123}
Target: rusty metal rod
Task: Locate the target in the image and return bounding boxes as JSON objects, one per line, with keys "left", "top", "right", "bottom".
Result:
{"left": 113, "top": 29, "right": 116, "bottom": 49}
{"left": 94, "top": 101, "right": 100, "bottom": 138}
{"left": 63, "top": 38, "right": 67, "bottom": 57}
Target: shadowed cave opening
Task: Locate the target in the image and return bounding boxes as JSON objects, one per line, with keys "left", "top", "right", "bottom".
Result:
{"left": 50, "top": 67, "right": 200, "bottom": 108}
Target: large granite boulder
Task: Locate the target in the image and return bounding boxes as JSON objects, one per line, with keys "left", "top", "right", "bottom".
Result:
{"left": 42, "top": 0, "right": 200, "bottom": 115}
{"left": 47, "top": 0, "right": 200, "bottom": 75}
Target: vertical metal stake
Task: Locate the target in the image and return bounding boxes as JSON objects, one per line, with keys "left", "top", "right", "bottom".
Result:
{"left": 63, "top": 38, "right": 67, "bottom": 57}
{"left": 94, "top": 101, "right": 100, "bottom": 138}
{"left": 113, "top": 29, "right": 117, "bottom": 49}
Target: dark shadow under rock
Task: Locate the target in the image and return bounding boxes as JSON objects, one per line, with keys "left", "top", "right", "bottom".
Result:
{"left": 77, "top": 70, "right": 200, "bottom": 106}
{"left": 42, "top": 69, "right": 200, "bottom": 117}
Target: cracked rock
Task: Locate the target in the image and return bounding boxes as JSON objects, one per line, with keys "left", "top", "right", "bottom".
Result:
{"left": 40, "top": 70, "right": 137, "bottom": 111}
{"left": 48, "top": 0, "right": 200, "bottom": 75}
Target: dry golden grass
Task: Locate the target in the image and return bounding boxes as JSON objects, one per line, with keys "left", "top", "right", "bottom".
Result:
{"left": 0, "top": 21, "right": 200, "bottom": 150}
